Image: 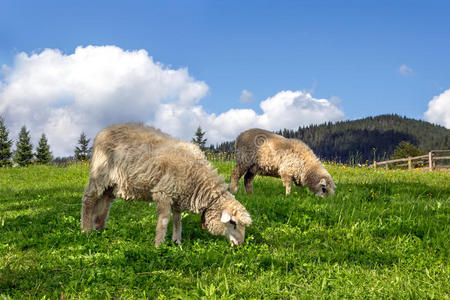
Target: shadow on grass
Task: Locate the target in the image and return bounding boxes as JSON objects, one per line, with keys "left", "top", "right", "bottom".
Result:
{"left": 1, "top": 184, "right": 224, "bottom": 253}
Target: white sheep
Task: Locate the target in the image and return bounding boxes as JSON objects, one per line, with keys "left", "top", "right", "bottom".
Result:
{"left": 81, "top": 123, "right": 252, "bottom": 247}
{"left": 230, "top": 128, "right": 336, "bottom": 197}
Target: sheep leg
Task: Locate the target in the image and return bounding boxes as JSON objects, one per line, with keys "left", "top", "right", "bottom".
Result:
{"left": 281, "top": 176, "right": 292, "bottom": 196}
{"left": 81, "top": 190, "right": 98, "bottom": 232}
{"left": 230, "top": 165, "right": 246, "bottom": 194}
{"left": 154, "top": 201, "right": 171, "bottom": 247}
{"left": 172, "top": 208, "right": 182, "bottom": 244}
{"left": 244, "top": 170, "right": 256, "bottom": 194}
{"left": 93, "top": 193, "right": 114, "bottom": 231}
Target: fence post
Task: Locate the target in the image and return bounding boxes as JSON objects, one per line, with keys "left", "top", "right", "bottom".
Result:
{"left": 428, "top": 151, "right": 433, "bottom": 171}
{"left": 408, "top": 157, "right": 412, "bottom": 170}
{"left": 373, "top": 161, "right": 377, "bottom": 169}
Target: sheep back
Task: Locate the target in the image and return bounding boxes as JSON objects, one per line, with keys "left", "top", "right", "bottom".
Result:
{"left": 88, "top": 123, "right": 226, "bottom": 212}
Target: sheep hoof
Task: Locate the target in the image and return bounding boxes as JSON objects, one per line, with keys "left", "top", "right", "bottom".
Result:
{"left": 94, "top": 225, "right": 105, "bottom": 231}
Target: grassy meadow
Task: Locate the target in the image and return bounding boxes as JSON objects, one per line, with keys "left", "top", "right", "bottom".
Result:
{"left": 0, "top": 161, "right": 449, "bottom": 299}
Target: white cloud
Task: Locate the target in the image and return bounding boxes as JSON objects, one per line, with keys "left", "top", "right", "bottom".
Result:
{"left": 399, "top": 64, "right": 413, "bottom": 76}
{"left": 240, "top": 89, "right": 254, "bottom": 102}
{"left": 424, "top": 89, "right": 450, "bottom": 129}
{"left": 154, "top": 90, "right": 345, "bottom": 144}
{"left": 0, "top": 46, "right": 208, "bottom": 156}
{"left": 0, "top": 45, "right": 345, "bottom": 156}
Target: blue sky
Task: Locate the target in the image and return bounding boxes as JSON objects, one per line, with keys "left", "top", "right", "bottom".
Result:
{"left": 1, "top": 0, "right": 450, "bottom": 155}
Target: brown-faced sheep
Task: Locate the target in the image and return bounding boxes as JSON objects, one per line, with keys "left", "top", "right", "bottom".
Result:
{"left": 230, "top": 128, "right": 335, "bottom": 197}
{"left": 81, "top": 123, "right": 252, "bottom": 247}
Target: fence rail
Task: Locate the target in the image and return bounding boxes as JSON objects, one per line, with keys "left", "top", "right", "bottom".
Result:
{"left": 373, "top": 150, "right": 450, "bottom": 171}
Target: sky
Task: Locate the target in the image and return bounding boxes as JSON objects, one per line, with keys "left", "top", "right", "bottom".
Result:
{"left": 1, "top": 0, "right": 449, "bottom": 156}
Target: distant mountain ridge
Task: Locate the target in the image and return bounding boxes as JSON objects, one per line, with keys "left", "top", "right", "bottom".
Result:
{"left": 211, "top": 114, "right": 450, "bottom": 164}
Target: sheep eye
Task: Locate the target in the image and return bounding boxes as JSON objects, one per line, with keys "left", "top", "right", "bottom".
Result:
{"left": 322, "top": 187, "right": 327, "bottom": 193}
{"left": 229, "top": 219, "right": 237, "bottom": 229}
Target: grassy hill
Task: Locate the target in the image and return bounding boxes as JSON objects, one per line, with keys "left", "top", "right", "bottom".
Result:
{"left": 0, "top": 163, "right": 449, "bottom": 298}
{"left": 214, "top": 114, "right": 450, "bottom": 164}
{"left": 284, "top": 114, "right": 450, "bottom": 163}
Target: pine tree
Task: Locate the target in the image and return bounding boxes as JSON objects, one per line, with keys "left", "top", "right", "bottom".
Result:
{"left": 14, "top": 125, "right": 33, "bottom": 167}
{"left": 192, "top": 126, "right": 207, "bottom": 151}
{"left": 0, "top": 117, "right": 13, "bottom": 167}
{"left": 74, "top": 132, "right": 91, "bottom": 161}
{"left": 35, "top": 133, "right": 53, "bottom": 164}
{"left": 392, "top": 141, "right": 424, "bottom": 159}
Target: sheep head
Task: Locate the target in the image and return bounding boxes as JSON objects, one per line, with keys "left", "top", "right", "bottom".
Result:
{"left": 220, "top": 209, "right": 251, "bottom": 247}
{"left": 204, "top": 193, "right": 252, "bottom": 246}
{"left": 309, "top": 176, "right": 336, "bottom": 198}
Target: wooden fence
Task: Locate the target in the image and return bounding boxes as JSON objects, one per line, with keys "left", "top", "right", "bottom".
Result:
{"left": 373, "top": 150, "right": 450, "bottom": 171}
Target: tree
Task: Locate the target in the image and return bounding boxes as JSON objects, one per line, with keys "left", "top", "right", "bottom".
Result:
{"left": 192, "top": 126, "right": 207, "bottom": 151}
{"left": 0, "top": 117, "right": 13, "bottom": 167}
{"left": 392, "top": 141, "right": 424, "bottom": 159}
{"left": 14, "top": 125, "right": 33, "bottom": 167}
{"left": 35, "top": 133, "right": 53, "bottom": 164}
{"left": 74, "top": 132, "right": 91, "bottom": 161}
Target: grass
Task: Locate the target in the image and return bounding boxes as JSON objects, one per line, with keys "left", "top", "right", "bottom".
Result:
{"left": 0, "top": 162, "right": 449, "bottom": 299}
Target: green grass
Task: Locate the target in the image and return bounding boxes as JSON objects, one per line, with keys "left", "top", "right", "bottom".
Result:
{"left": 0, "top": 162, "right": 449, "bottom": 299}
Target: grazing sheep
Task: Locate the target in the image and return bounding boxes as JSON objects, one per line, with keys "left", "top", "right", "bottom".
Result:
{"left": 230, "top": 128, "right": 336, "bottom": 197}
{"left": 81, "top": 123, "right": 252, "bottom": 247}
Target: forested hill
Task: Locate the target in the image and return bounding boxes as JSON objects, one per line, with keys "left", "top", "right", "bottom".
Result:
{"left": 212, "top": 114, "right": 450, "bottom": 164}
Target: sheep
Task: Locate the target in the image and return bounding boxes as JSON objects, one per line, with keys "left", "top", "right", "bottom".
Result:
{"left": 81, "top": 123, "right": 252, "bottom": 247}
{"left": 230, "top": 128, "right": 336, "bottom": 197}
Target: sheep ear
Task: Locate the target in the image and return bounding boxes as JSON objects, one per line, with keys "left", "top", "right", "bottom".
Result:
{"left": 238, "top": 211, "right": 252, "bottom": 226}
{"left": 319, "top": 178, "right": 327, "bottom": 186}
{"left": 221, "top": 211, "right": 231, "bottom": 223}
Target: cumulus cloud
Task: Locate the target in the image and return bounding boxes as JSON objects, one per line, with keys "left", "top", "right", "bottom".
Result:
{"left": 0, "top": 45, "right": 345, "bottom": 156}
{"left": 399, "top": 64, "right": 413, "bottom": 76}
{"left": 154, "top": 90, "right": 345, "bottom": 144}
{"left": 240, "top": 89, "right": 254, "bottom": 102}
{"left": 424, "top": 89, "right": 450, "bottom": 129}
{"left": 0, "top": 46, "right": 208, "bottom": 156}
